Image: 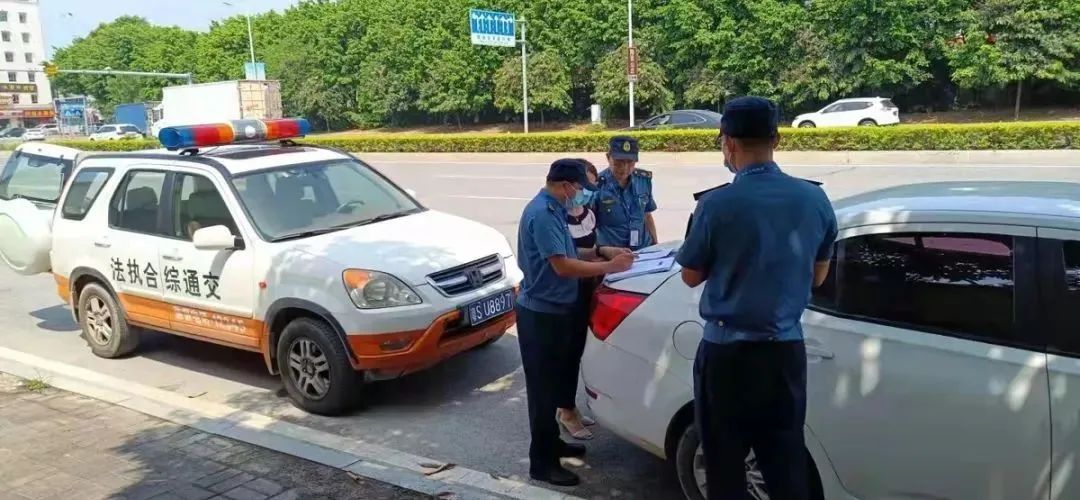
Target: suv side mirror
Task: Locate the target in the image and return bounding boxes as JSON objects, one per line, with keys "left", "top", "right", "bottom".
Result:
{"left": 193, "top": 225, "right": 239, "bottom": 251}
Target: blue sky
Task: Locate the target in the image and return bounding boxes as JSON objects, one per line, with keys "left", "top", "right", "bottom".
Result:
{"left": 41, "top": 0, "right": 300, "bottom": 56}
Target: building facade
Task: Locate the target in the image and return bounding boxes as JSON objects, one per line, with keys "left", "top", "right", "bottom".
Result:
{"left": 0, "top": 0, "right": 52, "bottom": 127}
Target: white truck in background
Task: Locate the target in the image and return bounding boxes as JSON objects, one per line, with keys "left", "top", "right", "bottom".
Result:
{"left": 150, "top": 80, "right": 283, "bottom": 137}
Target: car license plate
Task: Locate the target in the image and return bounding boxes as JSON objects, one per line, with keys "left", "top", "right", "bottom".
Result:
{"left": 463, "top": 289, "right": 515, "bottom": 326}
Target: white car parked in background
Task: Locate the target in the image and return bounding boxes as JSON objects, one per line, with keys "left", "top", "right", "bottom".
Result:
{"left": 792, "top": 97, "right": 899, "bottom": 128}
{"left": 582, "top": 181, "right": 1080, "bottom": 500}
{"left": 89, "top": 124, "right": 143, "bottom": 141}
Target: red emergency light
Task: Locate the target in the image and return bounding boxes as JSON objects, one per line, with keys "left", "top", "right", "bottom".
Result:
{"left": 158, "top": 118, "right": 312, "bottom": 150}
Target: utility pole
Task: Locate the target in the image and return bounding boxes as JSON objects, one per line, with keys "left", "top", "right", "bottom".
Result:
{"left": 520, "top": 18, "right": 529, "bottom": 134}
{"left": 245, "top": 13, "right": 256, "bottom": 64}
{"left": 627, "top": 0, "right": 635, "bottom": 128}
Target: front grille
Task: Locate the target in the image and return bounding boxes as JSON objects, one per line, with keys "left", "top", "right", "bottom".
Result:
{"left": 428, "top": 255, "right": 503, "bottom": 296}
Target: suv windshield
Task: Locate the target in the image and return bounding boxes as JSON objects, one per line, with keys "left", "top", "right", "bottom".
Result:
{"left": 0, "top": 152, "right": 73, "bottom": 203}
{"left": 231, "top": 159, "right": 423, "bottom": 241}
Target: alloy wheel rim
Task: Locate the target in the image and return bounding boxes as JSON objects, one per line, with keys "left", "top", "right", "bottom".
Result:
{"left": 287, "top": 338, "right": 331, "bottom": 400}
{"left": 693, "top": 446, "right": 769, "bottom": 500}
{"left": 85, "top": 296, "right": 113, "bottom": 345}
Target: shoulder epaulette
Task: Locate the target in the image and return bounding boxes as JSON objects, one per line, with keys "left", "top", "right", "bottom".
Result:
{"left": 633, "top": 169, "right": 653, "bottom": 179}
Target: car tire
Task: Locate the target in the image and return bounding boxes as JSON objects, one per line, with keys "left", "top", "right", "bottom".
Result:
{"left": 858, "top": 119, "right": 877, "bottom": 127}
{"left": 673, "top": 423, "right": 823, "bottom": 500}
{"left": 277, "top": 317, "right": 363, "bottom": 416}
{"left": 798, "top": 121, "right": 816, "bottom": 128}
{"left": 78, "top": 282, "right": 139, "bottom": 359}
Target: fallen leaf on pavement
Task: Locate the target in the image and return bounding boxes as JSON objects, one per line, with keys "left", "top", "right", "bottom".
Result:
{"left": 421, "top": 462, "right": 457, "bottom": 476}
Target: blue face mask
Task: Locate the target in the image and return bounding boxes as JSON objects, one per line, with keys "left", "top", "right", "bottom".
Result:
{"left": 566, "top": 187, "right": 594, "bottom": 208}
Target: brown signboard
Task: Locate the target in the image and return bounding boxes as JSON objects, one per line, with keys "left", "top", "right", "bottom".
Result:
{"left": 23, "top": 108, "right": 54, "bottom": 118}
{"left": 0, "top": 83, "right": 37, "bottom": 93}
{"left": 627, "top": 45, "right": 639, "bottom": 83}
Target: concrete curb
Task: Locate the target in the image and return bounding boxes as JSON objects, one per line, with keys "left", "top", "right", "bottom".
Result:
{"left": 354, "top": 150, "right": 1080, "bottom": 168}
{"left": 0, "top": 346, "right": 582, "bottom": 500}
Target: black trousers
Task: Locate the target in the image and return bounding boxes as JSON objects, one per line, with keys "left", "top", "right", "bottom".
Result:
{"left": 517, "top": 304, "right": 574, "bottom": 474}
{"left": 557, "top": 278, "right": 597, "bottom": 410}
{"left": 693, "top": 340, "right": 808, "bottom": 500}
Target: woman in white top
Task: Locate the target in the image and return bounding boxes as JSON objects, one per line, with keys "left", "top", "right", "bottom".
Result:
{"left": 559, "top": 159, "right": 629, "bottom": 439}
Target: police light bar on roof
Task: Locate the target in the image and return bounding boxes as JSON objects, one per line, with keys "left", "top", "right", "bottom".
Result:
{"left": 158, "top": 118, "right": 312, "bottom": 150}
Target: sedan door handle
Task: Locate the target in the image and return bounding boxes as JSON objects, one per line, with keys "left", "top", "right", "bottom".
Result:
{"left": 806, "top": 345, "right": 835, "bottom": 360}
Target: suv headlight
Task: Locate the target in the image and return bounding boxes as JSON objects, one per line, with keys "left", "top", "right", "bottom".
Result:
{"left": 342, "top": 269, "right": 422, "bottom": 309}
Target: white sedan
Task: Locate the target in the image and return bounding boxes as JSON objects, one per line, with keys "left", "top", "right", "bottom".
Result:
{"left": 582, "top": 181, "right": 1080, "bottom": 500}
{"left": 89, "top": 123, "right": 143, "bottom": 141}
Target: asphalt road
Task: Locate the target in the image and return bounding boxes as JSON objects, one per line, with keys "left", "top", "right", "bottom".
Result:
{"left": 4, "top": 152, "right": 1080, "bottom": 499}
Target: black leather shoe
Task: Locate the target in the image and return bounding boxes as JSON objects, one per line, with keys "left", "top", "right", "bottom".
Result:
{"left": 558, "top": 442, "right": 587, "bottom": 458}
{"left": 530, "top": 465, "right": 581, "bottom": 487}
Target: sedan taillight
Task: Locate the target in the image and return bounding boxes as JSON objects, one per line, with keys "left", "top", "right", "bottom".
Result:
{"left": 590, "top": 285, "right": 647, "bottom": 341}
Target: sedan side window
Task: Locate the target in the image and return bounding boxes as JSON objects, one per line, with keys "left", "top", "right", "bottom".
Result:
{"left": 822, "top": 104, "right": 843, "bottom": 113}
{"left": 1050, "top": 241, "right": 1080, "bottom": 356}
{"left": 819, "top": 232, "right": 1017, "bottom": 345}
{"left": 670, "top": 112, "right": 704, "bottom": 125}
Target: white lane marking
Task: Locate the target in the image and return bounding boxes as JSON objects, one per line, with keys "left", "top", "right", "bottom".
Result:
{"left": 434, "top": 174, "right": 535, "bottom": 180}
{"left": 440, "top": 195, "right": 531, "bottom": 201}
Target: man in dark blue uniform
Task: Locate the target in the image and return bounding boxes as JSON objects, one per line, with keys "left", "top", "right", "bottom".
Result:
{"left": 594, "top": 136, "right": 658, "bottom": 253}
{"left": 517, "top": 159, "right": 634, "bottom": 487}
{"left": 676, "top": 97, "right": 837, "bottom": 499}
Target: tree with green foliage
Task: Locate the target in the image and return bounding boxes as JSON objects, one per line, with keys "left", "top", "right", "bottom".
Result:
{"left": 946, "top": 0, "right": 1080, "bottom": 119}
{"left": 592, "top": 44, "right": 672, "bottom": 117}
{"left": 51, "top": 17, "right": 197, "bottom": 111}
{"left": 493, "top": 51, "right": 572, "bottom": 124}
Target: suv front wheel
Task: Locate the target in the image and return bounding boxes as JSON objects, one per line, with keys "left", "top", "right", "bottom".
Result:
{"left": 673, "top": 424, "right": 822, "bottom": 500}
{"left": 277, "top": 317, "right": 363, "bottom": 416}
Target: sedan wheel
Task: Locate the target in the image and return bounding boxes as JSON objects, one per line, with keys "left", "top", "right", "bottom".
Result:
{"left": 693, "top": 446, "right": 769, "bottom": 500}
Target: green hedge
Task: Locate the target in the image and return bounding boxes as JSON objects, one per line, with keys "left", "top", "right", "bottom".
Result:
{"left": 8, "top": 121, "right": 1079, "bottom": 153}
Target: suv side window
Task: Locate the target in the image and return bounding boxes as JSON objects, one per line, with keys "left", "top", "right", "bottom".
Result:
{"left": 61, "top": 168, "right": 112, "bottom": 220}
{"left": 172, "top": 173, "right": 238, "bottom": 240}
{"left": 109, "top": 170, "right": 167, "bottom": 235}
{"left": 814, "top": 232, "right": 1016, "bottom": 344}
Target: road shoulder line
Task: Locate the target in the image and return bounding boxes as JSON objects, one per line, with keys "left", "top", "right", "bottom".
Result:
{"left": 0, "top": 346, "right": 579, "bottom": 500}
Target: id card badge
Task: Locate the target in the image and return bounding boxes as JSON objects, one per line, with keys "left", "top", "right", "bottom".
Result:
{"left": 630, "top": 230, "right": 640, "bottom": 248}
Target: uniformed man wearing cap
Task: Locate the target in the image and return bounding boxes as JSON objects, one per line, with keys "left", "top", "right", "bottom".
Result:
{"left": 516, "top": 159, "right": 634, "bottom": 487}
{"left": 593, "top": 136, "right": 658, "bottom": 253}
{"left": 676, "top": 97, "right": 837, "bottom": 499}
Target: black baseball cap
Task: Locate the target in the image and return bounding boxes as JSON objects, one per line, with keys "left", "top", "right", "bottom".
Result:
{"left": 721, "top": 96, "right": 779, "bottom": 139}
{"left": 547, "top": 159, "right": 598, "bottom": 190}
{"left": 608, "top": 135, "right": 640, "bottom": 161}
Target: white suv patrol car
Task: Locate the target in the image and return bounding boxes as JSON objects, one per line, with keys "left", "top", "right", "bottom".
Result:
{"left": 0, "top": 119, "right": 522, "bottom": 415}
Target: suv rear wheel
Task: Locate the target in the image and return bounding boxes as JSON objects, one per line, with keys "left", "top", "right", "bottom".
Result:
{"left": 78, "top": 282, "right": 139, "bottom": 358}
{"left": 277, "top": 317, "right": 363, "bottom": 416}
{"left": 673, "top": 423, "right": 822, "bottom": 500}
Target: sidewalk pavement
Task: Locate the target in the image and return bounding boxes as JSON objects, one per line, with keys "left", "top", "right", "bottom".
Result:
{"left": 0, "top": 373, "right": 426, "bottom": 500}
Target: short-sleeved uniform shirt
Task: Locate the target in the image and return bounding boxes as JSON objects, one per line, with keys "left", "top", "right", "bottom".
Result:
{"left": 517, "top": 189, "right": 579, "bottom": 314}
{"left": 676, "top": 161, "right": 838, "bottom": 344}
{"left": 594, "top": 169, "right": 656, "bottom": 250}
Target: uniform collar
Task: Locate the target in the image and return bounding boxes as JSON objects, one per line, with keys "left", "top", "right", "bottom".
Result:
{"left": 539, "top": 188, "right": 568, "bottom": 216}
{"left": 600, "top": 168, "right": 631, "bottom": 189}
{"left": 733, "top": 161, "right": 780, "bottom": 182}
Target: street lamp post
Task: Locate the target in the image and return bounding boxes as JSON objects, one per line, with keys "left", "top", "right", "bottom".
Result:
{"left": 627, "top": 0, "right": 635, "bottom": 128}
{"left": 223, "top": 1, "right": 256, "bottom": 64}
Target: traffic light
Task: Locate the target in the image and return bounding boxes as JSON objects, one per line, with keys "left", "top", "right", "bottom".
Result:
{"left": 43, "top": 63, "right": 58, "bottom": 78}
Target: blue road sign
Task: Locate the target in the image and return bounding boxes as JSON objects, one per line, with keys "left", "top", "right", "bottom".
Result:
{"left": 469, "top": 9, "right": 516, "bottom": 47}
